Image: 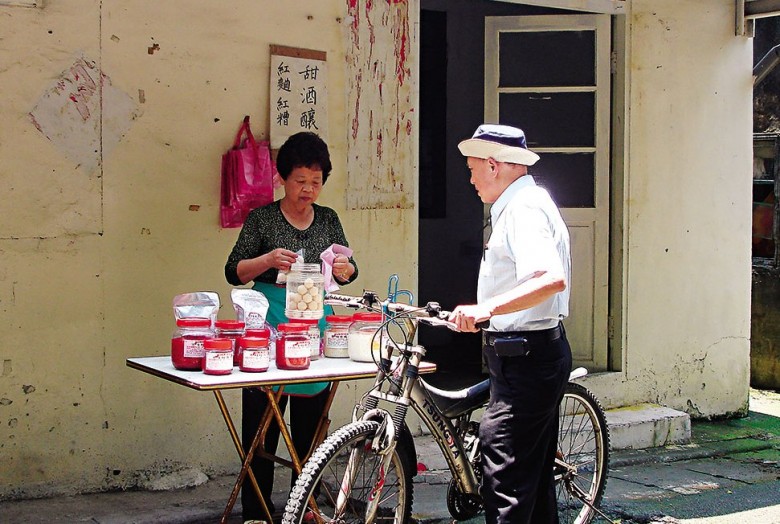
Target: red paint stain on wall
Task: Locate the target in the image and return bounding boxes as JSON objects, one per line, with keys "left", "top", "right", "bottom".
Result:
{"left": 351, "top": 70, "right": 362, "bottom": 141}
{"left": 345, "top": 0, "right": 414, "bottom": 208}
{"left": 66, "top": 62, "right": 98, "bottom": 121}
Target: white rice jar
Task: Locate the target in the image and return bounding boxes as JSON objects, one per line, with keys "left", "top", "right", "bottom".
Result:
{"left": 347, "top": 312, "right": 384, "bottom": 362}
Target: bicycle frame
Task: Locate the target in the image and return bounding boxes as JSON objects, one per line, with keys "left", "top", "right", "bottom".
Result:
{"left": 348, "top": 309, "right": 483, "bottom": 514}
{"left": 297, "top": 289, "right": 609, "bottom": 524}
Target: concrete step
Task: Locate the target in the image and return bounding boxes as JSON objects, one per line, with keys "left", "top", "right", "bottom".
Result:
{"left": 605, "top": 403, "right": 691, "bottom": 450}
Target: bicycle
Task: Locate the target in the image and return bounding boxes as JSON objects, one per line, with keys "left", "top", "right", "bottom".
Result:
{"left": 282, "top": 287, "right": 610, "bottom": 524}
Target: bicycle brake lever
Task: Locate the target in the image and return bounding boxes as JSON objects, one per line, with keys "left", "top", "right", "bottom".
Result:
{"left": 426, "top": 302, "right": 442, "bottom": 316}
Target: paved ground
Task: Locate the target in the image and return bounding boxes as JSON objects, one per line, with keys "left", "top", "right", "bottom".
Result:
{"left": 1, "top": 388, "right": 778, "bottom": 524}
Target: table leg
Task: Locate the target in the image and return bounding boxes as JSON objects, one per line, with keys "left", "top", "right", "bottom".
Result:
{"left": 307, "top": 382, "right": 339, "bottom": 462}
{"left": 214, "top": 383, "right": 341, "bottom": 524}
{"left": 295, "top": 383, "right": 339, "bottom": 522}
{"left": 214, "top": 389, "right": 274, "bottom": 524}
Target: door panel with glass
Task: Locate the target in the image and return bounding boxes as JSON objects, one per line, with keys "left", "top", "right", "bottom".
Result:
{"left": 485, "top": 15, "right": 610, "bottom": 369}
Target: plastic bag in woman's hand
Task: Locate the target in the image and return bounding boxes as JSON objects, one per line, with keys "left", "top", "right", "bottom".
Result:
{"left": 320, "top": 244, "right": 353, "bottom": 292}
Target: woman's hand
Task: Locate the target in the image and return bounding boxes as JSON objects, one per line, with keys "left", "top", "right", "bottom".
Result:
{"left": 333, "top": 254, "right": 353, "bottom": 282}
{"left": 236, "top": 248, "right": 299, "bottom": 284}
{"left": 267, "top": 248, "right": 300, "bottom": 272}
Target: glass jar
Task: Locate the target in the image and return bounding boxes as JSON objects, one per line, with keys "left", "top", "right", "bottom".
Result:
{"left": 245, "top": 327, "right": 271, "bottom": 338}
{"left": 202, "top": 338, "right": 234, "bottom": 375}
{"left": 215, "top": 319, "right": 245, "bottom": 366}
{"left": 324, "top": 315, "right": 352, "bottom": 358}
{"left": 295, "top": 318, "right": 322, "bottom": 360}
{"left": 347, "top": 312, "right": 384, "bottom": 362}
{"left": 275, "top": 323, "right": 311, "bottom": 370}
{"left": 246, "top": 326, "right": 274, "bottom": 360}
{"left": 285, "top": 262, "right": 324, "bottom": 320}
{"left": 239, "top": 336, "right": 270, "bottom": 373}
{"left": 171, "top": 317, "right": 213, "bottom": 371}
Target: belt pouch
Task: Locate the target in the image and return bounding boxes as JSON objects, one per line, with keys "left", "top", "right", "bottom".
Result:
{"left": 493, "top": 336, "right": 530, "bottom": 357}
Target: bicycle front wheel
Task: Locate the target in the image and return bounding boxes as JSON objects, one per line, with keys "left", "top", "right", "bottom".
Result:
{"left": 556, "top": 382, "right": 610, "bottom": 524}
{"left": 282, "top": 420, "right": 414, "bottom": 524}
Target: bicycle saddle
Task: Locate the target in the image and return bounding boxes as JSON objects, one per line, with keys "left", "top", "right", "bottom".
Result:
{"left": 419, "top": 377, "right": 490, "bottom": 419}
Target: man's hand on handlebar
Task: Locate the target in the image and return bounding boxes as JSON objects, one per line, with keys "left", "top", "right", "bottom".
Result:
{"left": 448, "top": 304, "right": 491, "bottom": 333}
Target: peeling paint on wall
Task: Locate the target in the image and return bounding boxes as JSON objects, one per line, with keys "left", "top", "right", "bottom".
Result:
{"left": 29, "top": 55, "right": 141, "bottom": 174}
{"left": 345, "top": 0, "right": 414, "bottom": 210}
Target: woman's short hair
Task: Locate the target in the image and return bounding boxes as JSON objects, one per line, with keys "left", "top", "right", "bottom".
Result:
{"left": 275, "top": 132, "right": 332, "bottom": 184}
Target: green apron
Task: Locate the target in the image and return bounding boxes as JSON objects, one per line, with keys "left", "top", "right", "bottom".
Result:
{"left": 252, "top": 281, "right": 331, "bottom": 396}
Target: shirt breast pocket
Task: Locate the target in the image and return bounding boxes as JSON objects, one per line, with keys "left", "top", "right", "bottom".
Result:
{"left": 481, "top": 238, "right": 510, "bottom": 276}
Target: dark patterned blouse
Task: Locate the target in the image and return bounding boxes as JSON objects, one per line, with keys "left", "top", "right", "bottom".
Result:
{"left": 224, "top": 200, "right": 358, "bottom": 286}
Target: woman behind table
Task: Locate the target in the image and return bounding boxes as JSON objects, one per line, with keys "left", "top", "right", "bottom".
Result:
{"left": 224, "top": 131, "right": 358, "bottom": 523}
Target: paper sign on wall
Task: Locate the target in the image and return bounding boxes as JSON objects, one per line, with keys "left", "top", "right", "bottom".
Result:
{"left": 269, "top": 45, "right": 328, "bottom": 150}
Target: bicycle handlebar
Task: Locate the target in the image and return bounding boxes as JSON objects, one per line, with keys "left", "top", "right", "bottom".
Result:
{"left": 324, "top": 291, "right": 459, "bottom": 331}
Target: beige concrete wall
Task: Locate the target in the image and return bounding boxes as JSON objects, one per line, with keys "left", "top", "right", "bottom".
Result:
{"left": 0, "top": 0, "right": 755, "bottom": 498}
{"left": 0, "top": 0, "right": 418, "bottom": 497}
{"left": 583, "top": 0, "right": 753, "bottom": 417}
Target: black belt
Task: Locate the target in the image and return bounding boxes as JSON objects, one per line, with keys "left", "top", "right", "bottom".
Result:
{"left": 483, "top": 324, "right": 562, "bottom": 347}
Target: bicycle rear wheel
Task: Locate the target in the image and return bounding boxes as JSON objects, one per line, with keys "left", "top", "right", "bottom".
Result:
{"left": 282, "top": 420, "right": 414, "bottom": 524}
{"left": 556, "top": 382, "right": 610, "bottom": 524}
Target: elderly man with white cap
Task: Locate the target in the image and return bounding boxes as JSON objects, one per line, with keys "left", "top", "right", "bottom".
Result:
{"left": 449, "top": 124, "right": 573, "bottom": 524}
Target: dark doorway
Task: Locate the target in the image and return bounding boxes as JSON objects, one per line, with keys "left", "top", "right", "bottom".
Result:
{"left": 418, "top": 0, "right": 569, "bottom": 388}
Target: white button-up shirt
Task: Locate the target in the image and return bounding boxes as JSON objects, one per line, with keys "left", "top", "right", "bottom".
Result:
{"left": 478, "top": 175, "right": 571, "bottom": 332}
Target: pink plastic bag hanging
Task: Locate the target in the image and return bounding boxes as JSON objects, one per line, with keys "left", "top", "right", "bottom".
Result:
{"left": 220, "top": 116, "right": 275, "bottom": 228}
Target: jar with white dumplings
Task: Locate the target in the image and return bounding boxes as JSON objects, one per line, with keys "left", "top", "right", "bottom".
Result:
{"left": 284, "top": 262, "right": 325, "bottom": 320}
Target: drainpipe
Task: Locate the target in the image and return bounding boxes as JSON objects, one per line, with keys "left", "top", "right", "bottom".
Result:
{"left": 754, "top": 43, "right": 780, "bottom": 86}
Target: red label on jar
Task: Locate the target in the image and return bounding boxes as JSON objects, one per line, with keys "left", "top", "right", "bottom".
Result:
{"left": 275, "top": 333, "right": 310, "bottom": 370}
{"left": 285, "top": 339, "right": 309, "bottom": 359}
{"left": 172, "top": 335, "right": 208, "bottom": 371}
{"left": 241, "top": 348, "right": 270, "bottom": 372}
{"left": 203, "top": 350, "right": 233, "bottom": 375}
{"left": 183, "top": 338, "right": 206, "bottom": 358}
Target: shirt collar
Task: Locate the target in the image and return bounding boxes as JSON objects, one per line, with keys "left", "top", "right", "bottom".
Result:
{"left": 490, "top": 174, "right": 536, "bottom": 224}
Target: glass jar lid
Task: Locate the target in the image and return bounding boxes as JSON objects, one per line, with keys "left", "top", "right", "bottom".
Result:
{"left": 204, "top": 338, "right": 232, "bottom": 350}
{"left": 326, "top": 314, "right": 353, "bottom": 323}
{"left": 352, "top": 312, "right": 383, "bottom": 323}
{"left": 290, "top": 262, "right": 322, "bottom": 273}
{"left": 277, "top": 322, "right": 309, "bottom": 333}
{"left": 245, "top": 327, "right": 271, "bottom": 337}
{"left": 240, "top": 336, "right": 269, "bottom": 347}
{"left": 176, "top": 317, "right": 211, "bottom": 328}
{"left": 215, "top": 319, "right": 245, "bottom": 330}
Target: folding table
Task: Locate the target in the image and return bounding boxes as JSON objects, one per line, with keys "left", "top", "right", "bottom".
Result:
{"left": 126, "top": 356, "right": 436, "bottom": 523}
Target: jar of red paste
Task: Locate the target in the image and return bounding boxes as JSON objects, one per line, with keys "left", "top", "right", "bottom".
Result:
{"left": 245, "top": 327, "right": 271, "bottom": 338}
{"left": 202, "top": 338, "right": 234, "bottom": 375}
{"left": 215, "top": 319, "right": 245, "bottom": 366}
{"left": 171, "top": 317, "right": 213, "bottom": 371}
{"left": 239, "top": 336, "right": 270, "bottom": 372}
{"left": 275, "top": 323, "right": 311, "bottom": 370}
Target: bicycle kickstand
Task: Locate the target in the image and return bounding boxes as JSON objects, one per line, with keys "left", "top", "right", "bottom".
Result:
{"left": 568, "top": 482, "right": 619, "bottom": 523}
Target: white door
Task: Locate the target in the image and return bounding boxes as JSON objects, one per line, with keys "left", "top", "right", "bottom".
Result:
{"left": 484, "top": 15, "right": 610, "bottom": 370}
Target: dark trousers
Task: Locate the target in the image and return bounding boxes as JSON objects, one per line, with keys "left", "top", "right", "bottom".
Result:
{"left": 241, "top": 386, "right": 331, "bottom": 520}
{"left": 480, "top": 328, "right": 572, "bottom": 524}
